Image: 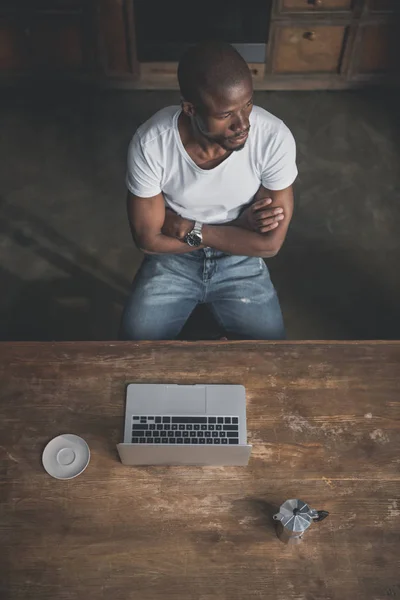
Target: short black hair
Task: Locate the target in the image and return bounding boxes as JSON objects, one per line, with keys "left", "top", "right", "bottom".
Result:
{"left": 177, "top": 41, "right": 251, "bottom": 106}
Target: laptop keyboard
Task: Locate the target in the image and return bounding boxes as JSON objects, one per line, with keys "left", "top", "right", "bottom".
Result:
{"left": 131, "top": 416, "right": 240, "bottom": 445}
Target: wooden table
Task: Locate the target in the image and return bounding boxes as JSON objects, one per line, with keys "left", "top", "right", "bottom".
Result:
{"left": 1, "top": 341, "right": 399, "bottom": 600}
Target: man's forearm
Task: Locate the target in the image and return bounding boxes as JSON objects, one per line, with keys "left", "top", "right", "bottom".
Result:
{"left": 201, "top": 224, "right": 278, "bottom": 258}
{"left": 140, "top": 223, "right": 276, "bottom": 258}
{"left": 137, "top": 232, "right": 203, "bottom": 255}
{"left": 137, "top": 202, "right": 283, "bottom": 257}
{"left": 140, "top": 221, "right": 277, "bottom": 257}
{"left": 130, "top": 184, "right": 291, "bottom": 257}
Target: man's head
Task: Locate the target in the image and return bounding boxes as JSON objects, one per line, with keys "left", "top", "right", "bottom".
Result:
{"left": 177, "top": 41, "right": 253, "bottom": 152}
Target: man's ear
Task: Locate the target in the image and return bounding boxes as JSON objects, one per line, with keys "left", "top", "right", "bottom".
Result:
{"left": 181, "top": 99, "right": 196, "bottom": 118}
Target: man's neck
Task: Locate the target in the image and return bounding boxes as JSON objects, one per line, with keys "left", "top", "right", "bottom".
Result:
{"left": 178, "top": 112, "right": 229, "bottom": 161}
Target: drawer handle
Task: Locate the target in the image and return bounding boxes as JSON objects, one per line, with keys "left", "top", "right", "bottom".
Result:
{"left": 304, "top": 31, "right": 317, "bottom": 41}
{"left": 312, "top": 0, "right": 323, "bottom": 6}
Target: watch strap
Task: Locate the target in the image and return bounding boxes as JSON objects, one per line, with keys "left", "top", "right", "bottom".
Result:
{"left": 193, "top": 221, "right": 203, "bottom": 235}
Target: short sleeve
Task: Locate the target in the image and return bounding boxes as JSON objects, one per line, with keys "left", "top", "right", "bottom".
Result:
{"left": 125, "top": 133, "right": 162, "bottom": 197}
{"left": 261, "top": 123, "right": 298, "bottom": 191}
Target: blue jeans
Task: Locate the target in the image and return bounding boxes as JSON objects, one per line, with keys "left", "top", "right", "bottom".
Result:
{"left": 120, "top": 248, "right": 285, "bottom": 340}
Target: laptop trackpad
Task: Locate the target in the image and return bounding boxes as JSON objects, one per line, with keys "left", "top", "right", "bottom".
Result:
{"left": 165, "top": 385, "right": 206, "bottom": 414}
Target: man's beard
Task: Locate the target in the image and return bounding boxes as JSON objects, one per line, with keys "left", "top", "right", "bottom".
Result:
{"left": 202, "top": 131, "right": 249, "bottom": 152}
{"left": 219, "top": 139, "right": 247, "bottom": 152}
{"left": 195, "top": 118, "right": 249, "bottom": 152}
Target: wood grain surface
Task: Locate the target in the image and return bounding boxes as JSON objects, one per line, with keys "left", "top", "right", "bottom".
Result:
{"left": 357, "top": 23, "right": 393, "bottom": 73}
{"left": 0, "top": 341, "right": 399, "bottom": 600}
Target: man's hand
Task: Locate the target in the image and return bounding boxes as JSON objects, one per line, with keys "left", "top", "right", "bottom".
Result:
{"left": 161, "top": 208, "right": 194, "bottom": 240}
{"left": 236, "top": 197, "right": 285, "bottom": 233}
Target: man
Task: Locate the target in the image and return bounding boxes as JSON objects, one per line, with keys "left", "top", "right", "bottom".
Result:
{"left": 120, "top": 41, "right": 297, "bottom": 340}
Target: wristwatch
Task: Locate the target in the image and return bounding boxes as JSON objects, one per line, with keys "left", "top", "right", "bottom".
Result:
{"left": 183, "top": 221, "right": 203, "bottom": 247}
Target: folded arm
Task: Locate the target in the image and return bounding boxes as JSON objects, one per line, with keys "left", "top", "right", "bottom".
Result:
{"left": 127, "top": 191, "right": 198, "bottom": 254}
{"left": 127, "top": 184, "right": 294, "bottom": 258}
{"left": 203, "top": 185, "right": 294, "bottom": 258}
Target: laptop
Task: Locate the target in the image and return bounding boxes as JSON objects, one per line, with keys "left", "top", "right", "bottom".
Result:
{"left": 117, "top": 384, "right": 252, "bottom": 466}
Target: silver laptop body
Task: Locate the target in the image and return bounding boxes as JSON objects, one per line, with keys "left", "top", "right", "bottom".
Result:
{"left": 117, "top": 384, "right": 252, "bottom": 466}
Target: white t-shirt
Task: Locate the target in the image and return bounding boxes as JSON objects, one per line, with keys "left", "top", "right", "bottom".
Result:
{"left": 126, "top": 105, "right": 297, "bottom": 224}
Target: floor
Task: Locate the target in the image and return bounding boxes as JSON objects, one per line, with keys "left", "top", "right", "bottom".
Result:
{"left": 0, "top": 86, "right": 399, "bottom": 341}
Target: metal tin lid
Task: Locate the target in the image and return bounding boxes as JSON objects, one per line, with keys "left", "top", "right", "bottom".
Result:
{"left": 276, "top": 499, "right": 314, "bottom": 532}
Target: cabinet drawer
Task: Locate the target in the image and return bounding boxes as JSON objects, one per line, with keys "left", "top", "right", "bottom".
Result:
{"left": 0, "top": 15, "right": 83, "bottom": 70}
{"left": 271, "top": 25, "right": 347, "bottom": 73}
{"left": 356, "top": 24, "right": 394, "bottom": 73}
{"left": 280, "top": 0, "right": 352, "bottom": 12}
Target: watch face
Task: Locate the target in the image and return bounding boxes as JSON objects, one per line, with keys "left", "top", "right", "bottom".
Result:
{"left": 185, "top": 232, "right": 202, "bottom": 247}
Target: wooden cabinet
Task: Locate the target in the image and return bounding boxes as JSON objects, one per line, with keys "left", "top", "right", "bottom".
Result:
{"left": 267, "top": 0, "right": 397, "bottom": 87}
{"left": 278, "top": 0, "right": 353, "bottom": 12}
{"left": 0, "top": 0, "right": 138, "bottom": 76}
{"left": 271, "top": 25, "right": 347, "bottom": 73}
{"left": 0, "top": 0, "right": 397, "bottom": 89}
